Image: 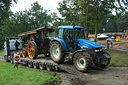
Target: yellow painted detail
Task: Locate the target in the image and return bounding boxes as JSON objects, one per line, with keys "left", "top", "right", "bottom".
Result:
{"left": 84, "top": 46, "right": 88, "bottom": 48}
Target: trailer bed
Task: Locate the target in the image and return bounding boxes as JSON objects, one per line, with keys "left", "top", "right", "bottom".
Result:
{"left": 20, "top": 56, "right": 79, "bottom": 75}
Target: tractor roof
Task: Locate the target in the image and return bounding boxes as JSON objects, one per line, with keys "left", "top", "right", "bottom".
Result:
{"left": 58, "top": 26, "right": 84, "bottom": 29}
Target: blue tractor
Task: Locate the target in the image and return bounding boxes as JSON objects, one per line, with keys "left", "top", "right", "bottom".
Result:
{"left": 50, "top": 26, "right": 111, "bottom": 72}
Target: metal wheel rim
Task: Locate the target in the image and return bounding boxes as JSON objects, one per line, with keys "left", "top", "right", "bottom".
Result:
{"left": 22, "top": 49, "right": 25, "bottom": 58}
{"left": 76, "top": 57, "right": 86, "bottom": 69}
{"left": 52, "top": 45, "right": 60, "bottom": 59}
{"left": 39, "top": 63, "right": 43, "bottom": 69}
{"left": 27, "top": 42, "right": 35, "bottom": 59}
{"left": 28, "top": 61, "right": 32, "bottom": 67}
{"left": 33, "top": 62, "right": 36, "bottom": 68}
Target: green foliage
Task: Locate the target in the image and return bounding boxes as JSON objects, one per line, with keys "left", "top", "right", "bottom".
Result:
{"left": 0, "top": 0, "right": 18, "bottom": 26}
{"left": 0, "top": 61, "right": 59, "bottom": 85}
{"left": 105, "top": 12, "right": 128, "bottom": 32}
{"left": 0, "top": 50, "right": 4, "bottom": 56}
{"left": 0, "top": 1, "right": 52, "bottom": 50}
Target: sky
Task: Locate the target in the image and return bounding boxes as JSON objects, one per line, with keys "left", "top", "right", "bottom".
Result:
{"left": 11, "top": 0, "right": 61, "bottom": 15}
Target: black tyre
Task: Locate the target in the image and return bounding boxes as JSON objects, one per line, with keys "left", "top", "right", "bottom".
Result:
{"left": 22, "top": 48, "right": 27, "bottom": 58}
{"left": 28, "top": 61, "right": 33, "bottom": 68}
{"left": 73, "top": 52, "right": 92, "bottom": 72}
{"left": 33, "top": 61, "right": 39, "bottom": 69}
{"left": 46, "top": 64, "right": 52, "bottom": 71}
{"left": 27, "top": 41, "right": 38, "bottom": 59}
{"left": 39, "top": 63, "right": 46, "bottom": 70}
{"left": 93, "top": 52, "right": 111, "bottom": 68}
{"left": 50, "top": 41, "right": 66, "bottom": 63}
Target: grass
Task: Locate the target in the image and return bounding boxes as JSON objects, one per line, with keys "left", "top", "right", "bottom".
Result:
{"left": 0, "top": 61, "right": 60, "bottom": 85}
{"left": 0, "top": 50, "right": 4, "bottom": 56}
{"left": 108, "top": 50, "right": 128, "bottom": 67}
{"left": 120, "top": 40, "right": 128, "bottom": 42}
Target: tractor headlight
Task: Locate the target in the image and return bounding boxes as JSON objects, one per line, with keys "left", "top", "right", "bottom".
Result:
{"left": 95, "top": 48, "right": 103, "bottom": 52}
{"left": 95, "top": 49, "right": 100, "bottom": 52}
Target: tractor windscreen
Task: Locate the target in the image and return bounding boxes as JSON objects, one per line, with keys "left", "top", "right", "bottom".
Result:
{"left": 74, "top": 28, "right": 84, "bottom": 39}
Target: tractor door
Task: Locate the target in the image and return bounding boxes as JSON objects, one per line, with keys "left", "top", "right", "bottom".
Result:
{"left": 64, "top": 29, "right": 74, "bottom": 51}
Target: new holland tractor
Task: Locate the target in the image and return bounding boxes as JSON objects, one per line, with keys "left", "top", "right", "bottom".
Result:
{"left": 50, "top": 26, "right": 111, "bottom": 72}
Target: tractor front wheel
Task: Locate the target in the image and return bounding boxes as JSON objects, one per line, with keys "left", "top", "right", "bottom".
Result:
{"left": 50, "top": 41, "right": 66, "bottom": 63}
{"left": 93, "top": 52, "right": 111, "bottom": 68}
{"left": 73, "top": 52, "right": 92, "bottom": 72}
{"left": 27, "top": 41, "right": 38, "bottom": 59}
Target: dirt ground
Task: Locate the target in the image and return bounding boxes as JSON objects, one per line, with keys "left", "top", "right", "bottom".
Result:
{"left": 58, "top": 67, "right": 128, "bottom": 85}
{"left": 1, "top": 42, "right": 128, "bottom": 85}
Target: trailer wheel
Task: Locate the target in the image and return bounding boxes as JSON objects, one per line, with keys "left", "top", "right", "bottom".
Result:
{"left": 28, "top": 61, "right": 33, "bottom": 68}
{"left": 22, "top": 48, "right": 27, "bottom": 58}
{"left": 33, "top": 61, "right": 39, "bottom": 69}
{"left": 4, "top": 55, "right": 9, "bottom": 62}
{"left": 73, "top": 52, "right": 92, "bottom": 72}
{"left": 93, "top": 52, "right": 111, "bottom": 68}
{"left": 46, "top": 64, "right": 52, "bottom": 71}
{"left": 50, "top": 41, "right": 66, "bottom": 63}
{"left": 39, "top": 63, "right": 46, "bottom": 70}
{"left": 27, "top": 41, "right": 38, "bottom": 59}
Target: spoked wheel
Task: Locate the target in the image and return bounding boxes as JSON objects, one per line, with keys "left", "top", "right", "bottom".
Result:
{"left": 50, "top": 41, "right": 66, "bottom": 63}
{"left": 93, "top": 51, "right": 111, "bottom": 68}
{"left": 73, "top": 52, "right": 92, "bottom": 72}
{"left": 22, "top": 48, "right": 27, "bottom": 58}
{"left": 27, "top": 41, "right": 38, "bottom": 59}
{"left": 33, "top": 61, "right": 39, "bottom": 69}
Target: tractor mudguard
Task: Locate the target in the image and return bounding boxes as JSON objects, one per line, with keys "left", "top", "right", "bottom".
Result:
{"left": 51, "top": 38, "right": 68, "bottom": 51}
{"left": 72, "top": 49, "right": 88, "bottom": 58}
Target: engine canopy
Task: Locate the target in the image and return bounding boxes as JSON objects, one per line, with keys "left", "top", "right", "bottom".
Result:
{"left": 77, "top": 39, "right": 102, "bottom": 49}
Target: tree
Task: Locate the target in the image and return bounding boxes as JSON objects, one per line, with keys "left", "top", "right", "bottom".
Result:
{"left": 106, "top": 20, "right": 118, "bottom": 32}
{"left": 116, "top": 12, "right": 128, "bottom": 31}
{"left": 29, "top": 1, "right": 52, "bottom": 28}
{"left": 0, "top": 0, "right": 17, "bottom": 26}
{"left": 57, "top": 0, "right": 128, "bottom": 41}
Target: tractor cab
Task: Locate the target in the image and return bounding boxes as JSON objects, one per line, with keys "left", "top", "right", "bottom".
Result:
{"left": 57, "top": 26, "right": 85, "bottom": 51}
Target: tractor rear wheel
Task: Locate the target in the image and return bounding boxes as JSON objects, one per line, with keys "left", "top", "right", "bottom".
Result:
{"left": 73, "top": 52, "right": 92, "bottom": 72}
{"left": 93, "top": 52, "right": 111, "bottom": 68}
{"left": 50, "top": 41, "right": 66, "bottom": 63}
{"left": 27, "top": 41, "right": 38, "bottom": 59}
{"left": 22, "top": 48, "right": 27, "bottom": 58}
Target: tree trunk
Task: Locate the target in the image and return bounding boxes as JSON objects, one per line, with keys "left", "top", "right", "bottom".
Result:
{"left": 94, "top": 25, "right": 97, "bottom": 42}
